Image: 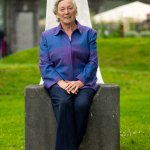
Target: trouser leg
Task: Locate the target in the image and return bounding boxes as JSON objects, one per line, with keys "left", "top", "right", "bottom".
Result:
{"left": 73, "top": 88, "right": 95, "bottom": 147}
{"left": 48, "top": 87, "right": 78, "bottom": 150}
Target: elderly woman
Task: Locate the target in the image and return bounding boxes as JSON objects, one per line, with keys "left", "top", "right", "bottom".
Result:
{"left": 39, "top": 0, "right": 98, "bottom": 149}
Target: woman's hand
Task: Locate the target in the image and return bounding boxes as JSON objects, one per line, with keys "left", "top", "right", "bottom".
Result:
{"left": 57, "top": 80, "right": 69, "bottom": 90}
{"left": 65, "top": 80, "right": 84, "bottom": 94}
{"left": 57, "top": 80, "right": 84, "bottom": 94}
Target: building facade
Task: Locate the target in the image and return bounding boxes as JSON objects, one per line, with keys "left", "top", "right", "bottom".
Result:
{"left": 0, "top": 0, "right": 39, "bottom": 53}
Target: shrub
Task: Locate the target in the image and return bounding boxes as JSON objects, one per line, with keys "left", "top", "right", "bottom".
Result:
{"left": 124, "top": 30, "right": 140, "bottom": 37}
{"left": 140, "top": 31, "right": 150, "bottom": 37}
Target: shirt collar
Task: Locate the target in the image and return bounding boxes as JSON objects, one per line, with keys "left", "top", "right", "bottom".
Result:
{"left": 54, "top": 20, "right": 83, "bottom": 35}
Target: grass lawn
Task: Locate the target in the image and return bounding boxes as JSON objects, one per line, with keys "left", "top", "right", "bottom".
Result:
{"left": 0, "top": 48, "right": 40, "bottom": 149}
{"left": 0, "top": 38, "right": 150, "bottom": 150}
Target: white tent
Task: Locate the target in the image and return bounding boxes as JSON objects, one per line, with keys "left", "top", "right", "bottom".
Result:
{"left": 93, "top": 1, "right": 150, "bottom": 23}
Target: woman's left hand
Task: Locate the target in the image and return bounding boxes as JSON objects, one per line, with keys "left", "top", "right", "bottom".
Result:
{"left": 65, "top": 80, "right": 84, "bottom": 94}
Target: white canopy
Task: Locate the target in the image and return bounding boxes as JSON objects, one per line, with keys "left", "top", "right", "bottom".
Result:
{"left": 93, "top": 1, "right": 150, "bottom": 23}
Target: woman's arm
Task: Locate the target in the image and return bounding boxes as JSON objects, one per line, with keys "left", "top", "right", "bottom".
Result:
{"left": 39, "top": 33, "right": 63, "bottom": 88}
{"left": 76, "top": 29, "right": 98, "bottom": 85}
{"left": 65, "top": 29, "right": 98, "bottom": 94}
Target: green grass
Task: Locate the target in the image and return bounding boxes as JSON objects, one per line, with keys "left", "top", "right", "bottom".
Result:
{"left": 0, "top": 48, "right": 40, "bottom": 150}
{"left": 97, "top": 38, "right": 150, "bottom": 150}
{"left": 0, "top": 38, "right": 150, "bottom": 150}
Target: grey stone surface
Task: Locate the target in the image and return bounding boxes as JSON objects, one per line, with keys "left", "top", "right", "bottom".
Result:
{"left": 25, "top": 85, "right": 56, "bottom": 150}
{"left": 80, "top": 84, "right": 120, "bottom": 150}
{"left": 25, "top": 84, "right": 120, "bottom": 150}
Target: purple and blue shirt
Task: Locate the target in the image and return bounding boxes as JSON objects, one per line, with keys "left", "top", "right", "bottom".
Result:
{"left": 39, "top": 21, "right": 98, "bottom": 90}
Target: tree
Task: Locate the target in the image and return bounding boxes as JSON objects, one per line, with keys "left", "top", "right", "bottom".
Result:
{"left": 88, "top": 0, "right": 104, "bottom": 13}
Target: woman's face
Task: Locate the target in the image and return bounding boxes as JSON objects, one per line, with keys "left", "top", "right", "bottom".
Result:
{"left": 57, "top": 0, "right": 77, "bottom": 25}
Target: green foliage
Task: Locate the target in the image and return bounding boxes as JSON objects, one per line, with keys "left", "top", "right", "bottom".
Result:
{"left": 93, "top": 23, "right": 121, "bottom": 38}
{"left": 0, "top": 38, "right": 150, "bottom": 149}
{"left": 140, "top": 30, "right": 150, "bottom": 37}
{"left": 124, "top": 30, "right": 140, "bottom": 37}
{"left": 124, "top": 30, "right": 150, "bottom": 38}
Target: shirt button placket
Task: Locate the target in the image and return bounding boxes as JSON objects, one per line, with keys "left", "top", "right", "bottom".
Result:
{"left": 69, "top": 36, "right": 74, "bottom": 80}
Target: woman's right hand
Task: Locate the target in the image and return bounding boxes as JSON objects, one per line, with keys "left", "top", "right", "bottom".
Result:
{"left": 57, "top": 80, "right": 69, "bottom": 90}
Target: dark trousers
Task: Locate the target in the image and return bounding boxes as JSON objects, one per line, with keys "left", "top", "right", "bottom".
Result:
{"left": 48, "top": 86, "right": 95, "bottom": 150}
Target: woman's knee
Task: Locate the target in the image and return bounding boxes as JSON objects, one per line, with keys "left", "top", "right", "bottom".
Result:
{"left": 48, "top": 86, "right": 72, "bottom": 105}
{"left": 74, "top": 89, "right": 95, "bottom": 111}
{"left": 74, "top": 97, "right": 91, "bottom": 113}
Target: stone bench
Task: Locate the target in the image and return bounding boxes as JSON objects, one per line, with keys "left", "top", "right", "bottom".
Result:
{"left": 25, "top": 84, "right": 120, "bottom": 150}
